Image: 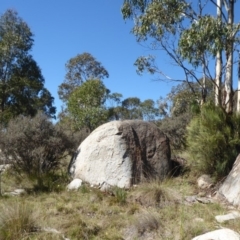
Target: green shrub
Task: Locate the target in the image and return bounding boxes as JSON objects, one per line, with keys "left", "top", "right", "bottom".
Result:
{"left": 187, "top": 103, "right": 240, "bottom": 179}
{"left": 110, "top": 187, "right": 127, "bottom": 205}
{"left": 32, "top": 171, "right": 70, "bottom": 193}
{"left": 80, "top": 184, "right": 90, "bottom": 194}
{"left": 157, "top": 112, "right": 192, "bottom": 151}
{"left": 0, "top": 111, "right": 75, "bottom": 190}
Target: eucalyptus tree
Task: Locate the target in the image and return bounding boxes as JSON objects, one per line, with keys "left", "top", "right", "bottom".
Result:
{"left": 215, "top": 0, "right": 223, "bottom": 107}
{"left": 159, "top": 78, "right": 214, "bottom": 118}
{"left": 140, "top": 99, "right": 160, "bottom": 120}
{"left": 58, "top": 52, "right": 109, "bottom": 103}
{"left": 67, "top": 79, "right": 109, "bottom": 132}
{"left": 121, "top": 97, "right": 142, "bottom": 119}
{"left": 116, "top": 97, "right": 159, "bottom": 120}
{"left": 107, "top": 94, "right": 159, "bottom": 121}
{"left": 122, "top": 0, "right": 240, "bottom": 113}
{"left": 0, "top": 9, "right": 56, "bottom": 124}
{"left": 107, "top": 92, "right": 123, "bottom": 120}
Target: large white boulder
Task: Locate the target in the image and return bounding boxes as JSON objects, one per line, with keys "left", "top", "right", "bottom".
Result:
{"left": 69, "top": 120, "right": 171, "bottom": 189}
{"left": 218, "top": 154, "right": 240, "bottom": 207}
{"left": 192, "top": 228, "right": 240, "bottom": 240}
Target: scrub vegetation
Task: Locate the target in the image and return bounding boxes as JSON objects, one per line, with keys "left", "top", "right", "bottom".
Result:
{"left": 1, "top": 1, "right": 240, "bottom": 239}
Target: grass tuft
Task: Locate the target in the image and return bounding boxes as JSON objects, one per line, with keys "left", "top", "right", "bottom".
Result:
{"left": 0, "top": 201, "right": 37, "bottom": 240}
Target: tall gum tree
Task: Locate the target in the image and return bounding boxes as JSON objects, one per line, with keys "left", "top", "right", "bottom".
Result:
{"left": 215, "top": 0, "right": 223, "bottom": 107}
{"left": 58, "top": 52, "right": 109, "bottom": 104}
{"left": 67, "top": 79, "right": 109, "bottom": 132}
{"left": 122, "top": 0, "right": 240, "bottom": 113}
{"left": 58, "top": 53, "right": 109, "bottom": 126}
{"left": 224, "top": 0, "right": 234, "bottom": 113}
{"left": 0, "top": 9, "right": 56, "bottom": 124}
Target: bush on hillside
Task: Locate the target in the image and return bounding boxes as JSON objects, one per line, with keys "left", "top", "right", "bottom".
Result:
{"left": 57, "top": 120, "right": 89, "bottom": 151}
{"left": 187, "top": 103, "right": 240, "bottom": 179}
{"left": 157, "top": 112, "right": 192, "bottom": 152}
{"left": 0, "top": 112, "right": 75, "bottom": 189}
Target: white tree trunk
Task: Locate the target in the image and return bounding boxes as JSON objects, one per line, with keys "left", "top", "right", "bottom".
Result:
{"left": 202, "top": 61, "right": 207, "bottom": 104}
{"left": 225, "top": 54, "right": 233, "bottom": 113}
{"left": 215, "top": 53, "right": 222, "bottom": 106}
{"left": 237, "top": 51, "right": 240, "bottom": 112}
{"left": 224, "top": 0, "right": 234, "bottom": 113}
{"left": 215, "top": 0, "right": 222, "bottom": 106}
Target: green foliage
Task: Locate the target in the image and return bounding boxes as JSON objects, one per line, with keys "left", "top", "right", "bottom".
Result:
{"left": 80, "top": 184, "right": 90, "bottom": 194}
{"left": 107, "top": 92, "right": 123, "bottom": 120}
{"left": 157, "top": 112, "right": 191, "bottom": 151}
{"left": 179, "top": 16, "right": 229, "bottom": 66}
{"left": 58, "top": 52, "right": 109, "bottom": 103}
{"left": 167, "top": 79, "right": 213, "bottom": 117}
{"left": 122, "top": 0, "right": 148, "bottom": 18}
{"left": 109, "top": 97, "right": 159, "bottom": 121}
{"left": 134, "top": 55, "right": 156, "bottom": 75}
{"left": 56, "top": 117, "right": 89, "bottom": 150}
{"left": 187, "top": 103, "right": 240, "bottom": 179}
{"left": 4, "top": 55, "right": 55, "bottom": 121}
{"left": 68, "top": 79, "right": 109, "bottom": 132}
{"left": 0, "top": 112, "right": 75, "bottom": 189}
{"left": 156, "top": 80, "right": 213, "bottom": 151}
{"left": 66, "top": 217, "right": 101, "bottom": 239}
{"left": 140, "top": 99, "right": 160, "bottom": 120}
{"left": 0, "top": 10, "right": 56, "bottom": 125}
{"left": 32, "top": 171, "right": 70, "bottom": 193}
{"left": 122, "top": 0, "right": 188, "bottom": 40}
{"left": 112, "top": 187, "right": 127, "bottom": 205}
{"left": 121, "top": 97, "right": 142, "bottom": 119}
{"left": 122, "top": 0, "right": 239, "bottom": 111}
{"left": 58, "top": 53, "right": 110, "bottom": 132}
{"left": 0, "top": 9, "right": 33, "bottom": 56}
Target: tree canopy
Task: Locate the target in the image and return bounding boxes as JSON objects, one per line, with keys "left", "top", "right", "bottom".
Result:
{"left": 108, "top": 96, "right": 159, "bottom": 121}
{"left": 67, "top": 79, "right": 109, "bottom": 132}
{"left": 122, "top": 0, "right": 240, "bottom": 113}
{"left": 0, "top": 9, "right": 56, "bottom": 124}
{"left": 58, "top": 52, "right": 109, "bottom": 103}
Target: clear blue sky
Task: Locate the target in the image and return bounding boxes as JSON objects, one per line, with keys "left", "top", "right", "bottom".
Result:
{"left": 1, "top": 0, "right": 180, "bottom": 117}
{"left": 1, "top": 1, "right": 240, "bottom": 117}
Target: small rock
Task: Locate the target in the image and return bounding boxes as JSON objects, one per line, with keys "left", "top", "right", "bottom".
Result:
{"left": 67, "top": 178, "right": 82, "bottom": 190}
{"left": 194, "top": 217, "right": 204, "bottom": 222}
{"left": 196, "top": 197, "right": 214, "bottom": 204}
{"left": 14, "top": 189, "right": 26, "bottom": 195}
{"left": 192, "top": 228, "right": 240, "bottom": 240}
{"left": 198, "top": 191, "right": 206, "bottom": 197}
{"left": 215, "top": 211, "right": 240, "bottom": 223}
{"left": 4, "top": 188, "right": 26, "bottom": 196}
{"left": 43, "top": 227, "right": 61, "bottom": 234}
{"left": 197, "top": 174, "right": 213, "bottom": 189}
{"left": 185, "top": 195, "right": 197, "bottom": 203}
{"left": 42, "top": 227, "right": 70, "bottom": 240}
{"left": 0, "top": 164, "right": 11, "bottom": 173}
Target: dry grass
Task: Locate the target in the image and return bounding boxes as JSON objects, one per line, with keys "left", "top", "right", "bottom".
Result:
{"left": 0, "top": 201, "right": 37, "bottom": 240}
{"left": 0, "top": 168, "right": 238, "bottom": 240}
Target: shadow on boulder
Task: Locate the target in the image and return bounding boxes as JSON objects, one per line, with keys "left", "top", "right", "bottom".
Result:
{"left": 170, "top": 156, "right": 187, "bottom": 177}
